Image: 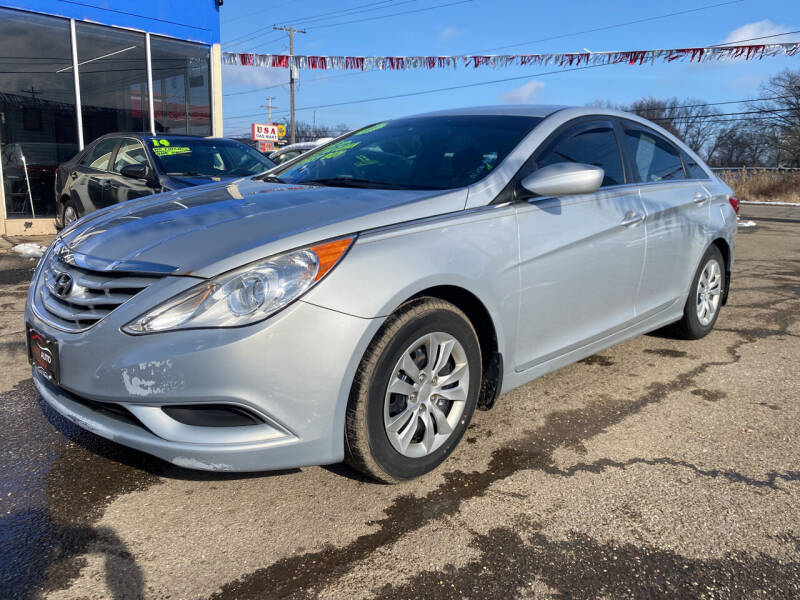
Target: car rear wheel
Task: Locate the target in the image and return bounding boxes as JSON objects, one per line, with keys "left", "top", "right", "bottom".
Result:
{"left": 345, "top": 298, "right": 481, "bottom": 483}
{"left": 671, "top": 245, "right": 725, "bottom": 339}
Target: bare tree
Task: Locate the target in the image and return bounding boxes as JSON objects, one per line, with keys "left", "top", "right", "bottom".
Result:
{"left": 746, "top": 69, "right": 800, "bottom": 166}
{"left": 705, "top": 122, "right": 776, "bottom": 167}
{"left": 627, "top": 97, "right": 722, "bottom": 158}
{"left": 292, "top": 121, "right": 350, "bottom": 143}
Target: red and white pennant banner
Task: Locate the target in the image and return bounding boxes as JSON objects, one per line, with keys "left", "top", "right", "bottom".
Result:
{"left": 223, "top": 42, "right": 799, "bottom": 70}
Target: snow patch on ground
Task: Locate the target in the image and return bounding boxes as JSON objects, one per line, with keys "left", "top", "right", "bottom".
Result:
{"left": 11, "top": 243, "right": 46, "bottom": 259}
{"left": 740, "top": 201, "right": 800, "bottom": 206}
{"left": 737, "top": 220, "right": 757, "bottom": 228}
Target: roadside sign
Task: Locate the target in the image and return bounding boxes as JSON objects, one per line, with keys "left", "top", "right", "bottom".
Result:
{"left": 251, "top": 123, "right": 280, "bottom": 141}
{"left": 258, "top": 141, "right": 274, "bottom": 153}
{"left": 277, "top": 124, "right": 287, "bottom": 138}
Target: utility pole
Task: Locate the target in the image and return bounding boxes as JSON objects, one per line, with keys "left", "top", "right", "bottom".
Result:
{"left": 260, "top": 96, "right": 277, "bottom": 123}
{"left": 273, "top": 25, "right": 306, "bottom": 144}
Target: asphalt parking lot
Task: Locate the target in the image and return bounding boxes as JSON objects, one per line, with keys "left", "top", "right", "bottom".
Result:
{"left": 1, "top": 204, "right": 798, "bottom": 600}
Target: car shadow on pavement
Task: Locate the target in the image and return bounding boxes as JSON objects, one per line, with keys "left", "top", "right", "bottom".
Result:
{"left": 37, "top": 395, "right": 301, "bottom": 482}
{"left": 2, "top": 509, "right": 143, "bottom": 600}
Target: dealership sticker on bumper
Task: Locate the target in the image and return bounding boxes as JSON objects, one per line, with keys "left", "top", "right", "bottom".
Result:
{"left": 27, "top": 325, "right": 60, "bottom": 384}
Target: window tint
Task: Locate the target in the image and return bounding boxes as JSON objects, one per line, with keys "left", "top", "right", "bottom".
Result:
{"left": 113, "top": 140, "right": 148, "bottom": 172}
{"left": 537, "top": 122, "right": 624, "bottom": 187}
{"left": 623, "top": 126, "right": 686, "bottom": 182}
{"left": 148, "top": 138, "right": 274, "bottom": 177}
{"left": 682, "top": 152, "right": 709, "bottom": 179}
{"left": 80, "top": 138, "right": 118, "bottom": 171}
{"left": 276, "top": 116, "right": 542, "bottom": 190}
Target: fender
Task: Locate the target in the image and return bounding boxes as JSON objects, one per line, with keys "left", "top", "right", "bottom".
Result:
{"left": 302, "top": 203, "right": 520, "bottom": 369}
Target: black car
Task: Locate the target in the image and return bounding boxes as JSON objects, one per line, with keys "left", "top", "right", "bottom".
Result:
{"left": 55, "top": 134, "right": 276, "bottom": 227}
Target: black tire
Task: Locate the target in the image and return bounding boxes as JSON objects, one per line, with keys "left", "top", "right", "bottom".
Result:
{"left": 345, "top": 297, "right": 482, "bottom": 483}
{"left": 670, "top": 245, "right": 726, "bottom": 340}
{"left": 61, "top": 199, "right": 81, "bottom": 227}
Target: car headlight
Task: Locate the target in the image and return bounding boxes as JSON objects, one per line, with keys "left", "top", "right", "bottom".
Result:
{"left": 122, "top": 237, "right": 354, "bottom": 334}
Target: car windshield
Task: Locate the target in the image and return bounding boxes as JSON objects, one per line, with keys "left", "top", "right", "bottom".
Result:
{"left": 147, "top": 138, "right": 275, "bottom": 177}
{"left": 272, "top": 115, "right": 542, "bottom": 190}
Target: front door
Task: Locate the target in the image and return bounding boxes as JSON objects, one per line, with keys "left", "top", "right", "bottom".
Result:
{"left": 514, "top": 120, "right": 646, "bottom": 371}
{"left": 107, "top": 138, "right": 158, "bottom": 204}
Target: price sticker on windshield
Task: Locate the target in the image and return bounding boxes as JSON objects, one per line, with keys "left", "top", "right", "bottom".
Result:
{"left": 153, "top": 146, "right": 191, "bottom": 157}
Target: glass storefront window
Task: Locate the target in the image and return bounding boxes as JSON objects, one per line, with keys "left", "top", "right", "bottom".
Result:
{"left": 150, "top": 36, "right": 211, "bottom": 136}
{"left": 0, "top": 8, "right": 78, "bottom": 218}
{"left": 0, "top": 9, "right": 212, "bottom": 222}
{"left": 76, "top": 22, "right": 149, "bottom": 141}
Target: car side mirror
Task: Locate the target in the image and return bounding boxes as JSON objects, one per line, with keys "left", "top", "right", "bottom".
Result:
{"left": 519, "top": 163, "right": 604, "bottom": 199}
{"left": 120, "top": 163, "right": 149, "bottom": 180}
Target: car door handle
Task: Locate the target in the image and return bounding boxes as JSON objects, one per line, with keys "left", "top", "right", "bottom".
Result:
{"left": 693, "top": 192, "right": 709, "bottom": 204}
{"left": 620, "top": 212, "right": 645, "bottom": 227}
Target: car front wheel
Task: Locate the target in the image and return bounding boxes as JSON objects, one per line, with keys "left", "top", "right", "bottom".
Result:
{"left": 345, "top": 297, "right": 481, "bottom": 482}
{"left": 62, "top": 200, "right": 81, "bottom": 227}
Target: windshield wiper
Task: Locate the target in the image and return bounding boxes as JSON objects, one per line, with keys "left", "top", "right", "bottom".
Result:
{"left": 168, "top": 171, "right": 207, "bottom": 177}
{"left": 302, "top": 177, "right": 410, "bottom": 189}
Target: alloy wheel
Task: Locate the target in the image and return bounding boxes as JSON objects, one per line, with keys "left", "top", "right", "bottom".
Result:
{"left": 696, "top": 258, "right": 722, "bottom": 326}
{"left": 383, "top": 332, "right": 470, "bottom": 458}
{"left": 63, "top": 205, "right": 78, "bottom": 226}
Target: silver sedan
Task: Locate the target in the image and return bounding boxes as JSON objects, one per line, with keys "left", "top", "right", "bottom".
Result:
{"left": 25, "top": 106, "right": 737, "bottom": 481}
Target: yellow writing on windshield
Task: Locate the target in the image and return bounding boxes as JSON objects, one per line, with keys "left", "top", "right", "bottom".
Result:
{"left": 354, "top": 122, "right": 387, "bottom": 136}
{"left": 294, "top": 140, "right": 361, "bottom": 167}
{"left": 153, "top": 146, "right": 191, "bottom": 157}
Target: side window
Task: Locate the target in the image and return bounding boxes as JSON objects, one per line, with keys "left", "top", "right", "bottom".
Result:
{"left": 682, "top": 152, "right": 709, "bottom": 180}
{"left": 537, "top": 122, "right": 625, "bottom": 187}
{"left": 80, "top": 138, "right": 118, "bottom": 171}
{"left": 622, "top": 125, "right": 686, "bottom": 182}
{"left": 112, "top": 140, "right": 148, "bottom": 172}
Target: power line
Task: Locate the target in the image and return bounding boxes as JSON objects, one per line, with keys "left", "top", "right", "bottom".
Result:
{"left": 307, "top": 0, "right": 475, "bottom": 31}
{"left": 221, "top": 1, "right": 753, "bottom": 99}
{"left": 712, "top": 29, "right": 800, "bottom": 46}
{"left": 467, "top": 0, "right": 746, "bottom": 55}
{"left": 224, "top": 0, "right": 404, "bottom": 47}
{"left": 224, "top": 29, "right": 800, "bottom": 121}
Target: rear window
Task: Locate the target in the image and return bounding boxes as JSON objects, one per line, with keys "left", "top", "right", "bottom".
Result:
{"left": 80, "top": 138, "right": 118, "bottom": 171}
{"left": 147, "top": 138, "right": 275, "bottom": 177}
{"left": 275, "top": 115, "right": 542, "bottom": 190}
{"left": 682, "top": 152, "right": 709, "bottom": 179}
{"left": 622, "top": 125, "right": 686, "bottom": 183}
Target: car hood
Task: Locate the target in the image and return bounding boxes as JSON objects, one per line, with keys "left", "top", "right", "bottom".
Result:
{"left": 59, "top": 177, "right": 468, "bottom": 278}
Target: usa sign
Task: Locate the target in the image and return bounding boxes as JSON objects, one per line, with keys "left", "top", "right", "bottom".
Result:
{"left": 251, "top": 123, "right": 280, "bottom": 141}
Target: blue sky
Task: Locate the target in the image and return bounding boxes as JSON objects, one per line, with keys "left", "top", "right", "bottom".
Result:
{"left": 219, "top": 0, "right": 799, "bottom": 136}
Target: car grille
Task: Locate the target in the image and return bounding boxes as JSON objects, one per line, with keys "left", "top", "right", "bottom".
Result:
{"left": 36, "top": 251, "right": 162, "bottom": 332}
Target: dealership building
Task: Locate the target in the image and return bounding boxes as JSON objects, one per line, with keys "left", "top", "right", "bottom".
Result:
{"left": 0, "top": 0, "right": 223, "bottom": 236}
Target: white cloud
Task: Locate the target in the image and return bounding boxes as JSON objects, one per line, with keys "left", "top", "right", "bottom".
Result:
{"left": 730, "top": 75, "right": 763, "bottom": 89}
{"left": 722, "top": 20, "right": 795, "bottom": 45}
{"left": 222, "top": 64, "right": 287, "bottom": 88}
{"left": 438, "top": 27, "right": 459, "bottom": 41}
{"left": 499, "top": 80, "right": 545, "bottom": 104}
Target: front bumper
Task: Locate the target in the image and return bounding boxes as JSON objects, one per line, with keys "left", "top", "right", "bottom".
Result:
{"left": 28, "top": 295, "right": 383, "bottom": 472}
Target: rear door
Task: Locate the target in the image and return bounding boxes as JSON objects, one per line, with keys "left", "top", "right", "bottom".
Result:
{"left": 108, "top": 138, "right": 159, "bottom": 203}
{"left": 514, "top": 119, "right": 646, "bottom": 372}
{"left": 618, "top": 120, "right": 710, "bottom": 317}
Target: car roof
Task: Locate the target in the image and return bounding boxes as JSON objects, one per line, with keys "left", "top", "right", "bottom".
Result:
{"left": 407, "top": 105, "right": 570, "bottom": 119}
{"left": 92, "top": 133, "right": 235, "bottom": 142}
